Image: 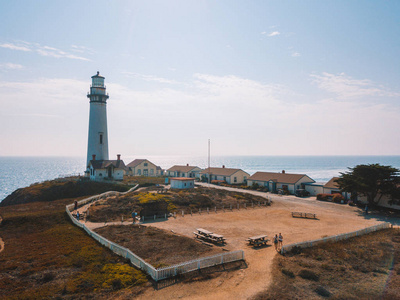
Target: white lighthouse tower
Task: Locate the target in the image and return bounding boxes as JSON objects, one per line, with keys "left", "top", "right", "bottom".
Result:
{"left": 86, "top": 71, "right": 109, "bottom": 167}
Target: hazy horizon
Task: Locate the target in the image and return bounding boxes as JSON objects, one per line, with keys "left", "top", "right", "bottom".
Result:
{"left": 1, "top": 1, "right": 400, "bottom": 157}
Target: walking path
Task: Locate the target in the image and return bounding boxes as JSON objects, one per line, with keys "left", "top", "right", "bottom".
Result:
{"left": 0, "top": 237, "right": 4, "bottom": 254}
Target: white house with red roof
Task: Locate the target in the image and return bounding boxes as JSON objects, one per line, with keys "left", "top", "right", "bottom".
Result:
{"left": 170, "top": 177, "right": 195, "bottom": 189}
{"left": 247, "top": 171, "right": 315, "bottom": 194}
{"left": 166, "top": 164, "right": 202, "bottom": 178}
{"left": 200, "top": 166, "right": 250, "bottom": 184}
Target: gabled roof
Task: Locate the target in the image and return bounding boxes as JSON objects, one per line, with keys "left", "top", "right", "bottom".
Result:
{"left": 248, "top": 172, "right": 314, "bottom": 184}
{"left": 167, "top": 165, "right": 201, "bottom": 173}
{"left": 127, "top": 159, "right": 155, "bottom": 168}
{"left": 324, "top": 177, "right": 340, "bottom": 189}
{"left": 90, "top": 160, "right": 126, "bottom": 170}
{"left": 200, "top": 167, "right": 249, "bottom": 177}
{"left": 156, "top": 166, "right": 163, "bottom": 171}
{"left": 171, "top": 177, "right": 195, "bottom": 181}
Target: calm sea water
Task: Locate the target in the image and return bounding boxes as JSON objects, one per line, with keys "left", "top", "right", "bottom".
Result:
{"left": 1, "top": 155, "right": 400, "bottom": 202}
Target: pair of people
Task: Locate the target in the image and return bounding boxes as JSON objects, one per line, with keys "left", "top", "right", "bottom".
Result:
{"left": 273, "top": 233, "right": 283, "bottom": 251}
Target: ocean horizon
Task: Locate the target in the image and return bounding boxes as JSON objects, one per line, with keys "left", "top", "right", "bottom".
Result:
{"left": 1, "top": 155, "right": 400, "bottom": 202}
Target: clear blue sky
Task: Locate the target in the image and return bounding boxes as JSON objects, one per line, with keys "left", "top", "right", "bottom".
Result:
{"left": 1, "top": 0, "right": 400, "bottom": 157}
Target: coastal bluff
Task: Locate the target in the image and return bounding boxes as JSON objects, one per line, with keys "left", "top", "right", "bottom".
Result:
{"left": 0, "top": 178, "right": 130, "bottom": 207}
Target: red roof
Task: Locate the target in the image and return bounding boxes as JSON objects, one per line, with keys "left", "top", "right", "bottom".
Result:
{"left": 171, "top": 177, "right": 195, "bottom": 181}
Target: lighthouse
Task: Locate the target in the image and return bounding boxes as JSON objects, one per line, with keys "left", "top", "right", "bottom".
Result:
{"left": 86, "top": 72, "right": 109, "bottom": 167}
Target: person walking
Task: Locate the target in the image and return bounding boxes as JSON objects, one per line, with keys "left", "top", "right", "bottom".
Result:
{"left": 278, "top": 233, "right": 283, "bottom": 248}
{"left": 76, "top": 211, "right": 80, "bottom": 221}
{"left": 273, "top": 234, "right": 278, "bottom": 251}
{"left": 365, "top": 204, "right": 369, "bottom": 215}
{"left": 74, "top": 200, "right": 78, "bottom": 211}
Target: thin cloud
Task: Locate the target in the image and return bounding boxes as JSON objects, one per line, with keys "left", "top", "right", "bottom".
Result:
{"left": 122, "top": 71, "right": 179, "bottom": 84}
{"left": 0, "top": 41, "right": 90, "bottom": 61}
{"left": 0, "top": 63, "right": 24, "bottom": 70}
{"left": 311, "top": 72, "right": 399, "bottom": 99}
{"left": 291, "top": 52, "right": 301, "bottom": 57}
{"left": 268, "top": 31, "right": 280, "bottom": 37}
{"left": 0, "top": 43, "right": 31, "bottom": 52}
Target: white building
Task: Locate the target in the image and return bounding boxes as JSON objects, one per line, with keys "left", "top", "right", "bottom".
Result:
{"left": 170, "top": 177, "right": 195, "bottom": 189}
{"left": 200, "top": 166, "right": 250, "bottom": 184}
{"left": 86, "top": 72, "right": 109, "bottom": 168}
{"left": 304, "top": 177, "right": 343, "bottom": 196}
{"left": 88, "top": 154, "right": 126, "bottom": 181}
{"left": 247, "top": 171, "right": 315, "bottom": 194}
{"left": 166, "top": 164, "right": 202, "bottom": 178}
{"left": 126, "top": 159, "right": 162, "bottom": 176}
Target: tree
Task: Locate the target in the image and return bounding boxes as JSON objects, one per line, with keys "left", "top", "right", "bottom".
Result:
{"left": 335, "top": 164, "right": 400, "bottom": 207}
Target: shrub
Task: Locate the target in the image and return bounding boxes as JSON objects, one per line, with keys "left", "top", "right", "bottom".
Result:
{"left": 290, "top": 246, "right": 302, "bottom": 254}
{"left": 298, "top": 269, "right": 319, "bottom": 281}
{"left": 332, "top": 193, "right": 345, "bottom": 203}
{"left": 315, "top": 286, "right": 331, "bottom": 297}
{"left": 281, "top": 268, "right": 295, "bottom": 278}
{"left": 316, "top": 194, "right": 333, "bottom": 201}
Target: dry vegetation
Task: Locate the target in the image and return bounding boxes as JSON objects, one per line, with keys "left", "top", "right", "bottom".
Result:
{"left": 0, "top": 178, "right": 131, "bottom": 207}
{"left": 89, "top": 186, "right": 269, "bottom": 223}
{"left": 0, "top": 179, "right": 149, "bottom": 299}
{"left": 95, "top": 225, "right": 224, "bottom": 267}
{"left": 254, "top": 228, "right": 400, "bottom": 300}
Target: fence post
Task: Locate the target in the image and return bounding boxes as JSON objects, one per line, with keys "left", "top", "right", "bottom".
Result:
{"left": 165, "top": 213, "right": 167, "bottom": 219}
{"left": 207, "top": 207, "right": 209, "bottom": 214}
{"left": 258, "top": 201, "right": 260, "bottom": 207}
{"left": 154, "top": 215, "right": 156, "bottom": 220}
{"left": 191, "top": 210, "right": 193, "bottom": 216}
{"left": 244, "top": 203, "right": 247, "bottom": 209}
{"left": 199, "top": 208, "right": 201, "bottom": 215}
{"left": 182, "top": 210, "right": 184, "bottom": 217}
{"left": 237, "top": 203, "right": 239, "bottom": 210}
{"left": 215, "top": 206, "right": 217, "bottom": 213}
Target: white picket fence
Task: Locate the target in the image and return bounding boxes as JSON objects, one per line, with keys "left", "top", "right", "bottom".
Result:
{"left": 65, "top": 185, "right": 245, "bottom": 281}
{"left": 280, "top": 222, "right": 392, "bottom": 254}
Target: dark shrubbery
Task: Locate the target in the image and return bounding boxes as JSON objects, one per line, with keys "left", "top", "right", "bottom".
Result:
{"left": 298, "top": 269, "right": 319, "bottom": 281}
{"left": 282, "top": 268, "right": 295, "bottom": 278}
{"left": 316, "top": 194, "right": 333, "bottom": 201}
{"left": 332, "top": 193, "right": 345, "bottom": 203}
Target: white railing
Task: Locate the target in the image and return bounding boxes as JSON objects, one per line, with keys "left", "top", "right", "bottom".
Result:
{"left": 65, "top": 185, "right": 245, "bottom": 281}
{"left": 280, "top": 222, "right": 392, "bottom": 254}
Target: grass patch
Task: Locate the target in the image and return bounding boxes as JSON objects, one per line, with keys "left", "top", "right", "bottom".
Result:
{"left": 89, "top": 186, "right": 269, "bottom": 222}
{"left": 95, "top": 225, "right": 223, "bottom": 266}
{"left": 0, "top": 183, "right": 148, "bottom": 299}
{"left": 252, "top": 228, "right": 400, "bottom": 299}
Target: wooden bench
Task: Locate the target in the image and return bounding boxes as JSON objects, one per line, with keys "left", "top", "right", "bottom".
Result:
{"left": 292, "top": 212, "right": 317, "bottom": 219}
{"left": 247, "top": 234, "right": 269, "bottom": 247}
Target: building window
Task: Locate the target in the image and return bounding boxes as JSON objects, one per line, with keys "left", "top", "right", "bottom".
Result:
{"left": 234, "top": 177, "right": 237, "bottom": 183}
{"left": 137, "top": 169, "right": 141, "bottom": 175}
{"left": 144, "top": 163, "right": 148, "bottom": 166}
{"left": 144, "top": 169, "right": 148, "bottom": 176}
{"left": 99, "top": 134, "right": 103, "bottom": 144}
{"left": 150, "top": 169, "right": 154, "bottom": 175}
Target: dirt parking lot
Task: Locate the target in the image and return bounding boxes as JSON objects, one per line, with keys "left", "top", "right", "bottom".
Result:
{"left": 135, "top": 184, "right": 384, "bottom": 300}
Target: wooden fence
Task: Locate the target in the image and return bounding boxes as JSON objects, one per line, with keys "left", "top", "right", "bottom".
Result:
{"left": 65, "top": 185, "right": 245, "bottom": 281}
{"left": 280, "top": 222, "right": 392, "bottom": 254}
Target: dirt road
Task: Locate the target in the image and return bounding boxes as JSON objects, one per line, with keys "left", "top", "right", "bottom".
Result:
{"left": 134, "top": 184, "right": 383, "bottom": 300}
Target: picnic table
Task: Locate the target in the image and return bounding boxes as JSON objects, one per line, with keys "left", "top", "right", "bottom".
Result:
{"left": 247, "top": 234, "right": 269, "bottom": 247}
{"left": 194, "top": 228, "right": 226, "bottom": 244}
{"left": 291, "top": 212, "right": 317, "bottom": 219}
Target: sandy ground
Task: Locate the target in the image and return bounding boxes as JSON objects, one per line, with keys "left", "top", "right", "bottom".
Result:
{"left": 75, "top": 184, "right": 387, "bottom": 299}
{"left": 134, "top": 184, "right": 385, "bottom": 300}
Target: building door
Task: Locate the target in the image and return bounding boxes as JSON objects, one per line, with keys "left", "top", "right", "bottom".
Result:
{"left": 108, "top": 167, "right": 112, "bottom": 178}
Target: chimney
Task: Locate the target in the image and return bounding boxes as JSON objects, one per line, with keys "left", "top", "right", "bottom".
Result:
{"left": 222, "top": 165, "right": 225, "bottom": 168}
{"left": 187, "top": 163, "right": 189, "bottom": 166}
{"left": 117, "top": 154, "right": 121, "bottom": 161}
{"left": 92, "top": 154, "right": 96, "bottom": 161}
{"left": 282, "top": 170, "right": 285, "bottom": 174}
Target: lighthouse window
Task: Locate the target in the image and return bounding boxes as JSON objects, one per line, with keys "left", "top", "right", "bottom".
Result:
{"left": 100, "top": 134, "right": 103, "bottom": 144}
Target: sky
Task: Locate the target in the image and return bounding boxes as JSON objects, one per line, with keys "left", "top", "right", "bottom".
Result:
{"left": 1, "top": 0, "right": 400, "bottom": 157}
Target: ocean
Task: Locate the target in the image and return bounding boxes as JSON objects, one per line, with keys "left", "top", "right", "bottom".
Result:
{"left": 1, "top": 155, "right": 400, "bottom": 203}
